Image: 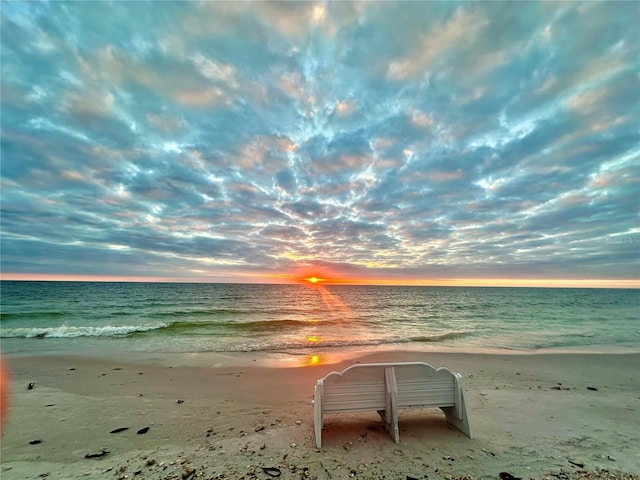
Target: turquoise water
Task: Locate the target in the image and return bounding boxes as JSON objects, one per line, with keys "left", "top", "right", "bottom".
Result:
{"left": 1, "top": 281, "right": 638, "bottom": 355}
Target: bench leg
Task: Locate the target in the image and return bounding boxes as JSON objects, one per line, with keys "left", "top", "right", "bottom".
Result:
{"left": 376, "top": 409, "right": 388, "bottom": 426}
{"left": 384, "top": 367, "right": 400, "bottom": 443}
{"left": 442, "top": 373, "right": 472, "bottom": 438}
{"left": 313, "top": 382, "right": 323, "bottom": 448}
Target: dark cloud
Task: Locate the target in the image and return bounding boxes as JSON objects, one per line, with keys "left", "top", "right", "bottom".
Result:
{"left": 1, "top": 1, "right": 638, "bottom": 284}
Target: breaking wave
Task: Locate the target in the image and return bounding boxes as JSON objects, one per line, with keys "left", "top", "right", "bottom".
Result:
{"left": 409, "top": 331, "right": 474, "bottom": 343}
{"left": 1, "top": 323, "right": 168, "bottom": 339}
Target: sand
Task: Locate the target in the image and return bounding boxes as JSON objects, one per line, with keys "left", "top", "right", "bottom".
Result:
{"left": 0, "top": 349, "right": 638, "bottom": 479}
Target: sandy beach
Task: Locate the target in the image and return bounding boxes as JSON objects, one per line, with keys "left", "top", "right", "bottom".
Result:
{"left": 1, "top": 350, "right": 638, "bottom": 479}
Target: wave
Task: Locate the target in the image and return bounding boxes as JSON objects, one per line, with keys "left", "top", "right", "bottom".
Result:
{"left": 1, "top": 323, "right": 168, "bottom": 339}
{"left": 0, "top": 311, "right": 69, "bottom": 321}
{"left": 1, "top": 318, "right": 337, "bottom": 339}
{"left": 253, "top": 330, "right": 474, "bottom": 350}
{"left": 409, "top": 330, "right": 474, "bottom": 343}
{"left": 223, "top": 319, "right": 336, "bottom": 329}
{"left": 146, "top": 306, "right": 324, "bottom": 320}
{"left": 153, "top": 318, "right": 336, "bottom": 335}
{"left": 216, "top": 330, "right": 478, "bottom": 353}
{"left": 148, "top": 308, "right": 253, "bottom": 318}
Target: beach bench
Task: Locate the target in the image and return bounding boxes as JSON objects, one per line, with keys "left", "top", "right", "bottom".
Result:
{"left": 313, "top": 362, "right": 472, "bottom": 448}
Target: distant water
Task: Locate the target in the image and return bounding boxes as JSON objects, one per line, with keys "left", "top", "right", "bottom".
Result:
{"left": 1, "top": 281, "right": 639, "bottom": 356}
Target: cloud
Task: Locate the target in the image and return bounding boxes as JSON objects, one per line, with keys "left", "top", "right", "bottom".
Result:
{"left": 387, "top": 8, "right": 488, "bottom": 80}
{"left": 1, "top": 1, "right": 638, "bottom": 284}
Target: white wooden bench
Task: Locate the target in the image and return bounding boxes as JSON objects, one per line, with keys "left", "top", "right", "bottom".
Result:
{"left": 313, "top": 362, "right": 472, "bottom": 448}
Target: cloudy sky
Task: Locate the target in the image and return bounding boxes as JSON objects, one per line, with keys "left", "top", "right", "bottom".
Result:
{"left": 1, "top": 1, "right": 639, "bottom": 286}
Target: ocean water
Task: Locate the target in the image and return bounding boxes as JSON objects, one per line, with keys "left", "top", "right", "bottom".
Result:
{"left": 1, "top": 281, "right": 639, "bottom": 357}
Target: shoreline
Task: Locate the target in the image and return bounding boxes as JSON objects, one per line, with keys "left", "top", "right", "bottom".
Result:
{"left": 1, "top": 349, "right": 639, "bottom": 479}
{"left": 3, "top": 340, "right": 639, "bottom": 368}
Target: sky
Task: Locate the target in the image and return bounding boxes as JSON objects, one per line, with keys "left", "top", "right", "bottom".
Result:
{"left": 1, "top": 1, "right": 639, "bottom": 287}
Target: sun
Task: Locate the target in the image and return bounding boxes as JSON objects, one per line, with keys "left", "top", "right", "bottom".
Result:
{"left": 291, "top": 266, "right": 337, "bottom": 285}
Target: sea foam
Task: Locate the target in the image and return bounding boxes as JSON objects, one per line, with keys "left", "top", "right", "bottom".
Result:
{"left": 1, "top": 323, "right": 168, "bottom": 338}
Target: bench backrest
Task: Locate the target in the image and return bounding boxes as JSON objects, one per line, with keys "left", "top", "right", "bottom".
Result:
{"left": 322, "top": 363, "right": 387, "bottom": 412}
{"left": 395, "top": 363, "right": 456, "bottom": 408}
{"left": 320, "top": 362, "right": 456, "bottom": 413}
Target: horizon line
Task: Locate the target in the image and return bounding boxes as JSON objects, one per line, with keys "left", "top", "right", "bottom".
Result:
{"left": 1, "top": 273, "right": 638, "bottom": 289}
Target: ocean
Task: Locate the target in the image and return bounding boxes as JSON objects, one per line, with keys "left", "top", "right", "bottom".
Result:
{"left": 1, "top": 281, "right": 638, "bottom": 359}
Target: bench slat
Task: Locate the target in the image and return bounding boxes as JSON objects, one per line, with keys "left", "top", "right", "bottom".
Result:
{"left": 324, "top": 400, "right": 384, "bottom": 408}
{"left": 399, "top": 398, "right": 455, "bottom": 408}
